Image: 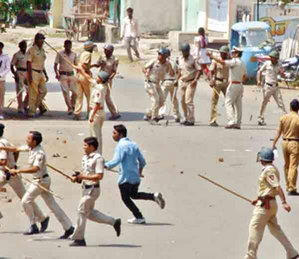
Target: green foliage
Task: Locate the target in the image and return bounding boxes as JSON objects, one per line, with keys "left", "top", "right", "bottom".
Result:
{"left": 0, "top": 0, "right": 31, "bottom": 21}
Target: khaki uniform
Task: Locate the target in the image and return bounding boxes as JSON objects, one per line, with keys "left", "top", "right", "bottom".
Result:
{"left": 54, "top": 50, "right": 77, "bottom": 111}
{"left": 97, "top": 55, "right": 119, "bottom": 116}
{"left": 144, "top": 59, "right": 169, "bottom": 119}
{"left": 278, "top": 112, "right": 299, "bottom": 192}
{"left": 72, "top": 152, "right": 116, "bottom": 240}
{"left": 26, "top": 45, "right": 47, "bottom": 116}
{"left": 209, "top": 60, "right": 229, "bottom": 124}
{"left": 159, "top": 59, "right": 180, "bottom": 119}
{"left": 245, "top": 165, "right": 298, "bottom": 259}
{"left": 178, "top": 55, "right": 200, "bottom": 123}
{"left": 258, "top": 61, "right": 286, "bottom": 122}
{"left": 89, "top": 80, "right": 107, "bottom": 154}
{"left": 20, "top": 145, "right": 72, "bottom": 230}
{"left": 11, "top": 51, "right": 29, "bottom": 111}
{"left": 0, "top": 138, "right": 46, "bottom": 222}
{"left": 74, "top": 51, "right": 92, "bottom": 116}
{"left": 224, "top": 58, "right": 246, "bottom": 127}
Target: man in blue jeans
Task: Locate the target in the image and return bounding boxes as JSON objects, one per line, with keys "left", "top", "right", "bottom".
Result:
{"left": 105, "top": 124, "right": 165, "bottom": 224}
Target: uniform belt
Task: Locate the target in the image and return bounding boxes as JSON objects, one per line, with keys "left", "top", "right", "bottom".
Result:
{"left": 60, "top": 71, "right": 74, "bottom": 76}
{"left": 283, "top": 138, "right": 299, "bottom": 142}
{"left": 163, "top": 79, "right": 176, "bottom": 81}
{"left": 17, "top": 68, "right": 27, "bottom": 72}
{"left": 33, "top": 174, "right": 49, "bottom": 180}
{"left": 266, "top": 82, "right": 278, "bottom": 87}
{"left": 32, "top": 69, "right": 43, "bottom": 73}
{"left": 145, "top": 79, "right": 157, "bottom": 84}
{"left": 230, "top": 81, "right": 242, "bottom": 84}
{"left": 185, "top": 78, "right": 196, "bottom": 83}
{"left": 215, "top": 77, "right": 224, "bottom": 82}
{"left": 258, "top": 195, "right": 275, "bottom": 210}
{"left": 83, "top": 183, "right": 99, "bottom": 189}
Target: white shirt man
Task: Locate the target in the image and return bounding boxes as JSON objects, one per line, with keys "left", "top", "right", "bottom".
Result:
{"left": 0, "top": 42, "right": 10, "bottom": 119}
{"left": 121, "top": 7, "right": 140, "bottom": 62}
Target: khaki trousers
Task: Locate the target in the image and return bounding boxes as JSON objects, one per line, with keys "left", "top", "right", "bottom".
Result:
{"left": 0, "top": 174, "right": 46, "bottom": 222}
{"left": 210, "top": 82, "right": 228, "bottom": 124}
{"left": 60, "top": 75, "right": 77, "bottom": 111}
{"left": 259, "top": 85, "right": 286, "bottom": 118}
{"left": 178, "top": 80, "right": 197, "bottom": 123}
{"left": 124, "top": 36, "right": 140, "bottom": 62}
{"left": 0, "top": 81, "right": 5, "bottom": 114}
{"left": 225, "top": 83, "right": 243, "bottom": 126}
{"left": 282, "top": 140, "right": 299, "bottom": 192}
{"left": 72, "top": 187, "right": 115, "bottom": 240}
{"left": 21, "top": 177, "right": 72, "bottom": 230}
{"left": 245, "top": 200, "right": 298, "bottom": 259}
{"left": 74, "top": 75, "right": 91, "bottom": 116}
{"left": 89, "top": 111, "right": 105, "bottom": 154}
{"left": 159, "top": 80, "right": 180, "bottom": 118}
{"left": 16, "top": 71, "right": 28, "bottom": 111}
{"left": 106, "top": 81, "right": 118, "bottom": 116}
{"left": 28, "top": 71, "right": 47, "bottom": 115}
{"left": 144, "top": 81, "right": 164, "bottom": 119}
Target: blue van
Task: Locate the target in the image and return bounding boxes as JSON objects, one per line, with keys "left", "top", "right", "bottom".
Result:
{"left": 230, "top": 22, "right": 274, "bottom": 79}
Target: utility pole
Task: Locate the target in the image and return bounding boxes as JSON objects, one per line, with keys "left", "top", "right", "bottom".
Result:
{"left": 257, "top": 0, "right": 260, "bottom": 21}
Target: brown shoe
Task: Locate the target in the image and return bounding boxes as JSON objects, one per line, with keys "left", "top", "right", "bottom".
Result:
{"left": 225, "top": 124, "right": 235, "bottom": 129}
{"left": 233, "top": 125, "right": 241, "bottom": 129}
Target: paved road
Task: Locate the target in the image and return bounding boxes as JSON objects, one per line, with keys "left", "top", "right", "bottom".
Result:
{"left": 1, "top": 46, "right": 299, "bottom": 259}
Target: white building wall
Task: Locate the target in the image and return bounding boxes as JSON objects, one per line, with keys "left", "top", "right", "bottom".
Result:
{"left": 123, "top": 0, "right": 182, "bottom": 34}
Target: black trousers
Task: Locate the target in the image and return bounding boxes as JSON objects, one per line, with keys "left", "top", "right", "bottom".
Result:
{"left": 119, "top": 182, "right": 154, "bottom": 219}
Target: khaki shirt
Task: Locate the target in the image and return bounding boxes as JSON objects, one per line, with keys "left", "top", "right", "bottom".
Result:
{"left": 225, "top": 58, "right": 246, "bottom": 82}
{"left": 78, "top": 50, "right": 92, "bottom": 71}
{"left": 145, "top": 59, "right": 170, "bottom": 82}
{"left": 26, "top": 45, "right": 46, "bottom": 70}
{"left": 90, "top": 80, "right": 106, "bottom": 114}
{"left": 178, "top": 55, "right": 200, "bottom": 82}
{"left": 209, "top": 60, "right": 229, "bottom": 83}
{"left": 258, "top": 165, "right": 280, "bottom": 197}
{"left": 97, "top": 55, "right": 119, "bottom": 75}
{"left": 164, "top": 59, "right": 177, "bottom": 80}
{"left": 11, "top": 51, "right": 27, "bottom": 69}
{"left": 19, "top": 145, "right": 48, "bottom": 179}
{"left": 0, "top": 137, "right": 15, "bottom": 169}
{"left": 259, "top": 60, "right": 279, "bottom": 85}
{"left": 279, "top": 111, "right": 299, "bottom": 139}
{"left": 81, "top": 151, "right": 104, "bottom": 185}
{"left": 54, "top": 50, "right": 77, "bottom": 72}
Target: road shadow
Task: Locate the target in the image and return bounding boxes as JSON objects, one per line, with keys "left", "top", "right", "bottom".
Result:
{"left": 3, "top": 109, "right": 145, "bottom": 122}
{"left": 97, "top": 244, "right": 142, "bottom": 248}
{"left": 143, "top": 222, "right": 174, "bottom": 227}
{"left": 0, "top": 257, "right": 11, "bottom": 259}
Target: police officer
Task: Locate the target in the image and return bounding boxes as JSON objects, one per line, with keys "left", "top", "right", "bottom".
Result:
{"left": 208, "top": 45, "right": 230, "bottom": 127}
{"left": 70, "top": 137, "right": 121, "bottom": 247}
{"left": 177, "top": 43, "right": 201, "bottom": 126}
{"left": 11, "top": 40, "right": 29, "bottom": 114}
{"left": 158, "top": 48, "right": 181, "bottom": 122}
{"left": 54, "top": 40, "right": 77, "bottom": 115}
{"left": 26, "top": 33, "right": 48, "bottom": 117}
{"left": 244, "top": 147, "right": 298, "bottom": 259}
{"left": 208, "top": 47, "right": 246, "bottom": 129}
{"left": 273, "top": 99, "right": 299, "bottom": 196}
{"left": 75, "top": 65, "right": 109, "bottom": 154}
{"left": 5, "top": 131, "right": 74, "bottom": 238}
{"left": 73, "top": 41, "right": 95, "bottom": 120}
{"left": 93, "top": 44, "right": 120, "bottom": 120}
{"left": 257, "top": 50, "right": 286, "bottom": 126}
{"left": 0, "top": 124, "right": 49, "bottom": 233}
{"left": 143, "top": 48, "right": 174, "bottom": 123}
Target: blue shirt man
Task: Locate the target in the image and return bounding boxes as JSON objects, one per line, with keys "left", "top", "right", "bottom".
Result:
{"left": 105, "top": 137, "right": 146, "bottom": 185}
{"left": 105, "top": 124, "right": 165, "bottom": 224}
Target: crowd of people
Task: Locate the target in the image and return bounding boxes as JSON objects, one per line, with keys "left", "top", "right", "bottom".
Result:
{"left": 0, "top": 6, "right": 299, "bottom": 258}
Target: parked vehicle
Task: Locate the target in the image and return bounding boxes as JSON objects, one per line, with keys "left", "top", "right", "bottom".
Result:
{"left": 278, "top": 55, "right": 299, "bottom": 85}
{"left": 230, "top": 21, "right": 275, "bottom": 79}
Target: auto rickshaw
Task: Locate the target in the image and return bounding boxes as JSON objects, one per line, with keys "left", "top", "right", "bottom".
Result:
{"left": 230, "top": 21, "right": 275, "bottom": 79}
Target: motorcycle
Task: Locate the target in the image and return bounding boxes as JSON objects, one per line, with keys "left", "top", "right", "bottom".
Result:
{"left": 278, "top": 55, "right": 299, "bottom": 85}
